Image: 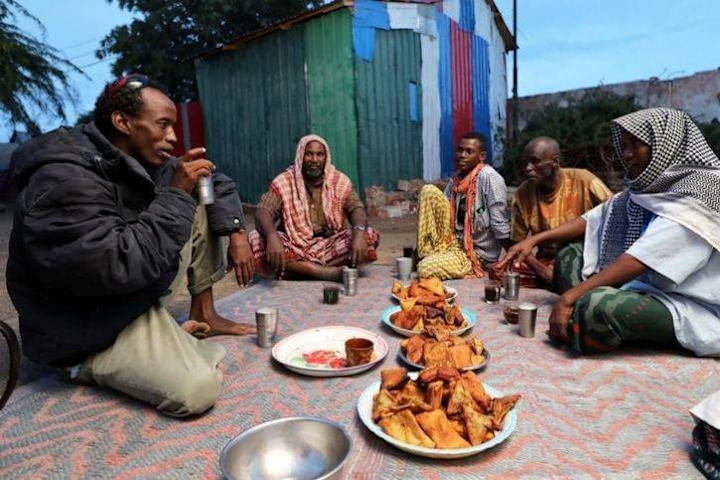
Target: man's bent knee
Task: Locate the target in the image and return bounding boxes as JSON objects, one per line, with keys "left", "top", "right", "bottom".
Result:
{"left": 159, "top": 368, "right": 223, "bottom": 417}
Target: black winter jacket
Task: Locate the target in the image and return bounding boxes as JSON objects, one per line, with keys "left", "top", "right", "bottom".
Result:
{"left": 6, "top": 122, "right": 245, "bottom": 366}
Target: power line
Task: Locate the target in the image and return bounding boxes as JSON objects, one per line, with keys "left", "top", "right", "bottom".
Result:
{"left": 58, "top": 37, "right": 102, "bottom": 52}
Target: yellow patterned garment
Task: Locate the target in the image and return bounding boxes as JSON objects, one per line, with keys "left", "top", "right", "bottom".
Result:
{"left": 511, "top": 168, "right": 612, "bottom": 258}
{"left": 415, "top": 185, "right": 472, "bottom": 280}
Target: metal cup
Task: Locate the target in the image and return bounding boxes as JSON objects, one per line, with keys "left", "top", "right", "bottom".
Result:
{"left": 396, "top": 257, "right": 413, "bottom": 281}
{"left": 343, "top": 267, "right": 359, "bottom": 296}
{"left": 198, "top": 175, "right": 215, "bottom": 205}
{"left": 504, "top": 272, "right": 520, "bottom": 301}
{"left": 255, "top": 308, "right": 278, "bottom": 347}
{"left": 518, "top": 302, "right": 538, "bottom": 338}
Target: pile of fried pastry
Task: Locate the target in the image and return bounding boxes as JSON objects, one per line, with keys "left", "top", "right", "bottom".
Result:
{"left": 373, "top": 367, "right": 520, "bottom": 449}
{"left": 390, "top": 278, "right": 466, "bottom": 332}
{"left": 401, "top": 323, "right": 485, "bottom": 369}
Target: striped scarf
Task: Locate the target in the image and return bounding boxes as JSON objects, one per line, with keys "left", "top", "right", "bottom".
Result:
{"left": 600, "top": 108, "right": 720, "bottom": 267}
{"left": 450, "top": 162, "right": 485, "bottom": 276}
{"left": 270, "top": 134, "right": 353, "bottom": 249}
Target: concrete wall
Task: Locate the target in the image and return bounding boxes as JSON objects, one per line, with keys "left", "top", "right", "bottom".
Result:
{"left": 517, "top": 69, "right": 720, "bottom": 129}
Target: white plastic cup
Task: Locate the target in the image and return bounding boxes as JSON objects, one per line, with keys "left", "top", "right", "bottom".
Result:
{"left": 396, "top": 257, "right": 413, "bottom": 281}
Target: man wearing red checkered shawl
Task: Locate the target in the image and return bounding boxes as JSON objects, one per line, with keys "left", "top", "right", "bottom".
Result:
{"left": 250, "top": 134, "right": 379, "bottom": 281}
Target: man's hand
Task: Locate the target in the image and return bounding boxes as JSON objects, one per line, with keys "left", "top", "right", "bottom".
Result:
{"left": 547, "top": 293, "right": 575, "bottom": 345}
{"left": 350, "top": 230, "right": 368, "bottom": 267}
{"left": 266, "top": 232, "right": 286, "bottom": 278}
{"left": 494, "top": 237, "right": 537, "bottom": 271}
{"left": 170, "top": 147, "right": 214, "bottom": 194}
{"left": 226, "top": 230, "right": 254, "bottom": 288}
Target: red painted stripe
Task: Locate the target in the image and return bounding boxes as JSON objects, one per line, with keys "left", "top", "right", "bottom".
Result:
{"left": 451, "top": 22, "right": 473, "bottom": 149}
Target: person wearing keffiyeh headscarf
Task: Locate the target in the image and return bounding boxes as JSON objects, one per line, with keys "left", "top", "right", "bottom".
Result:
{"left": 249, "top": 134, "right": 379, "bottom": 281}
{"left": 497, "top": 108, "right": 720, "bottom": 356}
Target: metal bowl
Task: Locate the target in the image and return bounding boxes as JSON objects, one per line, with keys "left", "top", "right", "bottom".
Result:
{"left": 220, "top": 417, "right": 352, "bottom": 480}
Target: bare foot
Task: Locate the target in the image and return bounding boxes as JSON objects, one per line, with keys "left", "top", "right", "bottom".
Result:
{"left": 204, "top": 314, "right": 256, "bottom": 337}
{"left": 182, "top": 320, "right": 211, "bottom": 339}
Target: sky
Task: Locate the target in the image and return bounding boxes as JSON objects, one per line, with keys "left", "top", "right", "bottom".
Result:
{"left": 3, "top": 0, "right": 720, "bottom": 141}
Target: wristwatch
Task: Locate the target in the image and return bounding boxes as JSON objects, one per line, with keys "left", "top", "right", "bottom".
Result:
{"left": 352, "top": 224, "right": 367, "bottom": 232}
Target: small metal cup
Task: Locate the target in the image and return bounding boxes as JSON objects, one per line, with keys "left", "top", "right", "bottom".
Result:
{"left": 197, "top": 175, "right": 215, "bottom": 205}
{"left": 504, "top": 272, "right": 520, "bottom": 301}
{"left": 255, "top": 308, "right": 278, "bottom": 347}
{"left": 343, "top": 267, "right": 359, "bottom": 296}
{"left": 518, "top": 302, "right": 538, "bottom": 338}
{"left": 396, "top": 257, "right": 413, "bottom": 281}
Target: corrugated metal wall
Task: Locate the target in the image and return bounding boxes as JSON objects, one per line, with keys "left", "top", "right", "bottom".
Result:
{"left": 304, "top": 9, "right": 360, "bottom": 189}
{"left": 355, "top": 28, "right": 423, "bottom": 193}
{"left": 196, "top": 26, "right": 309, "bottom": 203}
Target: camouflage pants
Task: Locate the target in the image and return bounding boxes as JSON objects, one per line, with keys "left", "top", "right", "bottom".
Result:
{"left": 553, "top": 243, "right": 678, "bottom": 354}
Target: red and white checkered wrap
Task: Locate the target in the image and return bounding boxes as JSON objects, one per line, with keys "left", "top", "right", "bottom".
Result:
{"left": 249, "top": 227, "right": 379, "bottom": 267}
{"left": 269, "top": 134, "right": 353, "bottom": 250}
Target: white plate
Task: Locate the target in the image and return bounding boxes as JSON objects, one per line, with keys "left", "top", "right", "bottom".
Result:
{"left": 271, "top": 326, "right": 389, "bottom": 377}
{"left": 397, "top": 348, "right": 491, "bottom": 371}
{"left": 381, "top": 306, "right": 476, "bottom": 337}
{"left": 357, "top": 372, "right": 517, "bottom": 459}
{"left": 392, "top": 286, "right": 458, "bottom": 304}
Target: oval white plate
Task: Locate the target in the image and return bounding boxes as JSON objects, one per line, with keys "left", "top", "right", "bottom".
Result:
{"left": 380, "top": 306, "right": 476, "bottom": 337}
{"left": 392, "top": 286, "right": 458, "bottom": 305}
{"left": 271, "top": 326, "right": 389, "bottom": 377}
{"left": 397, "top": 348, "right": 491, "bottom": 371}
{"left": 357, "top": 372, "right": 517, "bottom": 459}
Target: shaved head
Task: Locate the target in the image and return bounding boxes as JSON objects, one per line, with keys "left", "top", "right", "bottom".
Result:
{"left": 524, "top": 136, "right": 560, "bottom": 159}
{"left": 522, "top": 136, "right": 561, "bottom": 187}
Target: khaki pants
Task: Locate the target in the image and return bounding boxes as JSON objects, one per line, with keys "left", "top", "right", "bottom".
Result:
{"left": 78, "top": 206, "right": 228, "bottom": 417}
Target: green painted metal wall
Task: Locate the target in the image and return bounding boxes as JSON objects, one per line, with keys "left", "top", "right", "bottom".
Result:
{"left": 355, "top": 29, "right": 423, "bottom": 193}
{"left": 195, "top": 26, "right": 309, "bottom": 203}
{"left": 304, "top": 9, "right": 359, "bottom": 189}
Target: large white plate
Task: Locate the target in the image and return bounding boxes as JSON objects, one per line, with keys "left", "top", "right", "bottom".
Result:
{"left": 392, "top": 286, "right": 458, "bottom": 305}
{"left": 397, "top": 348, "right": 491, "bottom": 371}
{"left": 381, "top": 306, "right": 476, "bottom": 337}
{"left": 271, "top": 326, "right": 388, "bottom": 377}
{"left": 357, "top": 372, "right": 517, "bottom": 459}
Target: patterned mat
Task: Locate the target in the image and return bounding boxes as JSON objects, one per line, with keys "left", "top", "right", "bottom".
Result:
{"left": 1, "top": 265, "right": 718, "bottom": 478}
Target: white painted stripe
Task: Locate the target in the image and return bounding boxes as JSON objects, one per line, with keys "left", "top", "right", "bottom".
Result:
{"left": 421, "top": 34, "right": 442, "bottom": 181}
{"left": 443, "top": 0, "right": 461, "bottom": 24}
{"left": 387, "top": 3, "right": 418, "bottom": 30}
{"left": 474, "top": 0, "right": 492, "bottom": 40}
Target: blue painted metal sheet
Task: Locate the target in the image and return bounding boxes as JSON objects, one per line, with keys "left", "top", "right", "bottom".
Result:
{"left": 472, "top": 35, "right": 493, "bottom": 164}
{"left": 438, "top": 14, "right": 454, "bottom": 178}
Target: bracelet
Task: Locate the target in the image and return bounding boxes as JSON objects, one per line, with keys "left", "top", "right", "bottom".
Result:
{"left": 352, "top": 225, "right": 367, "bottom": 232}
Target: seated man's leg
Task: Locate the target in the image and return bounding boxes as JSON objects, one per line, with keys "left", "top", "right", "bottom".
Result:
{"left": 181, "top": 206, "right": 254, "bottom": 336}
{"left": 78, "top": 305, "right": 226, "bottom": 417}
{"left": 570, "top": 286, "right": 678, "bottom": 354}
{"left": 417, "top": 250, "right": 471, "bottom": 280}
{"left": 417, "top": 185, "right": 456, "bottom": 259}
{"left": 552, "top": 242, "right": 584, "bottom": 294}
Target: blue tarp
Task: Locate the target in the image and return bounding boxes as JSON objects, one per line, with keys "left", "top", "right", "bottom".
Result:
{"left": 352, "top": 0, "right": 391, "bottom": 62}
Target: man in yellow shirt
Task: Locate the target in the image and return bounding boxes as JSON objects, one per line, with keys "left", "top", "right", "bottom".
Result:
{"left": 500, "top": 136, "right": 612, "bottom": 287}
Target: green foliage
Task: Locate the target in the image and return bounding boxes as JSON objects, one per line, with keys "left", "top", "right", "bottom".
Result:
{"left": 502, "top": 89, "right": 640, "bottom": 188}
{"left": 98, "top": 0, "right": 325, "bottom": 101}
{"left": 0, "top": 0, "right": 84, "bottom": 130}
{"left": 698, "top": 121, "right": 720, "bottom": 155}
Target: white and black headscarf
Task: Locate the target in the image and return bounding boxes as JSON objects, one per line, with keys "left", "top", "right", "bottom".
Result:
{"left": 599, "top": 108, "right": 720, "bottom": 267}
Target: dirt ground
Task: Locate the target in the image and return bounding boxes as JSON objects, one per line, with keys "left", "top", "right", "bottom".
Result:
{"left": 0, "top": 204, "right": 417, "bottom": 389}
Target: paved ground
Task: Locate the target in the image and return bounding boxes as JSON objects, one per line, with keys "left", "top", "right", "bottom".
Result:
{"left": 0, "top": 203, "right": 416, "bottom": 391}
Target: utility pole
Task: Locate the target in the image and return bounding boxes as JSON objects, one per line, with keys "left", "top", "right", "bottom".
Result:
{"left": 512, "top": 0, "right": 518, "bottom": 146}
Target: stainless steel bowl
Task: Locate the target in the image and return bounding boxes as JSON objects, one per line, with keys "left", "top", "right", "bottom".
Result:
{"left": 220, "top": 417, "right": 352, "bottom": 480}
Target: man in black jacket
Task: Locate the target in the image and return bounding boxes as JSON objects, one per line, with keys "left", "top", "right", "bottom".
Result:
{"left": 7, "top": 74, "right": 253, "bottom": 416}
